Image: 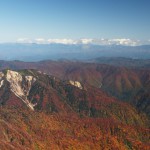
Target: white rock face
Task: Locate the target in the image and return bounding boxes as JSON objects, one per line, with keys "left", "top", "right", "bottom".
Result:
{"left": 6, "top": 70, "right": 36, "bottom": 110}
{"left": 99, "top": 83, "right": 103, "bottom": 88}
{"left": 0, "top": 72, "right": 4, "bottom": 79}
{"left": 6, "top": 70, "right": 23, "bottom": 95}
{"left": 69, "top": 80, "right": 82, "bottom": 89}
{"left": 0, "top": 80, "right": 4, "bottom": 88}
{"left": 0, "top": 72, "right": 4, "bottom": 88}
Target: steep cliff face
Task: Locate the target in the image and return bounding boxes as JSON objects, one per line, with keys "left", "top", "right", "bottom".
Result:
{"left": 5, "top": 70, "right": 36, "bottom": 110}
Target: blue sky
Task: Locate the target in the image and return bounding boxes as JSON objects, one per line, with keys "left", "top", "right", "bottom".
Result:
{"left": 0, "top": 0, "right": 150, "bottom": 45}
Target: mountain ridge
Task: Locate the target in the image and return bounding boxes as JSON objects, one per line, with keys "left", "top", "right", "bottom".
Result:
{"left": 0, "top": 60, "right": 150, "bottom": 117}
{"left": 0, "top": 61, "right": 149, "bottom": 149}
{"left": 0, "top": 69, "right": 148, "bottom": 125}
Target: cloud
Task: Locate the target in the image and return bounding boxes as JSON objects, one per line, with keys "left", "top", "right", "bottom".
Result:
{"left": 92, "top": 38, "right": 112, "bottom": 45}
{"left": 79, "top": 38, "right": 140, "bottom": 46}
{"left": 47, "top": 39, "right": 77, "bottom": 45}
{"left": 80, "top": 39, "right": 93, "bottom": 44}
{"left": 108, "top": 38, "right": 139, "bottom": 46}
{"left": 35, "top": 38, "right": 46, "bottom": 44}
{"left": 17, "top": 38, "right": 32, "bottom": 43}
{"left": 47, "top": 38, "right": 96, "bottom": 45}
{"left": 16, "top": 38, "right": 142, "bottom": 46}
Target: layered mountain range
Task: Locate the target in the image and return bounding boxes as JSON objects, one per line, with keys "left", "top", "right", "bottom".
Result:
{"left": 0, "top": 59, "right": 150, "bottom": 149}
{"left": 0, "top": 59, "right": 149, "bottom": 115}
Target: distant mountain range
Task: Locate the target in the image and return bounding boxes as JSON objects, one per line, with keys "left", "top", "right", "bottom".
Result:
{"left": 0, "top": 43, "right": 150, "bottom": 61}
{"left": 90, "top": 57, "right": 150, "bottom": 68}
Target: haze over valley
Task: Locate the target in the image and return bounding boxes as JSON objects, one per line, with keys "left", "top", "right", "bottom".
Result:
{"left": 0, "top": 43, "right": 150, "bottom": 61}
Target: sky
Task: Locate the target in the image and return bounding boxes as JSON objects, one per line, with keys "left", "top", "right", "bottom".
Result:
{"left": 0, "top": 0, "right": 150, "bottom": 45}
